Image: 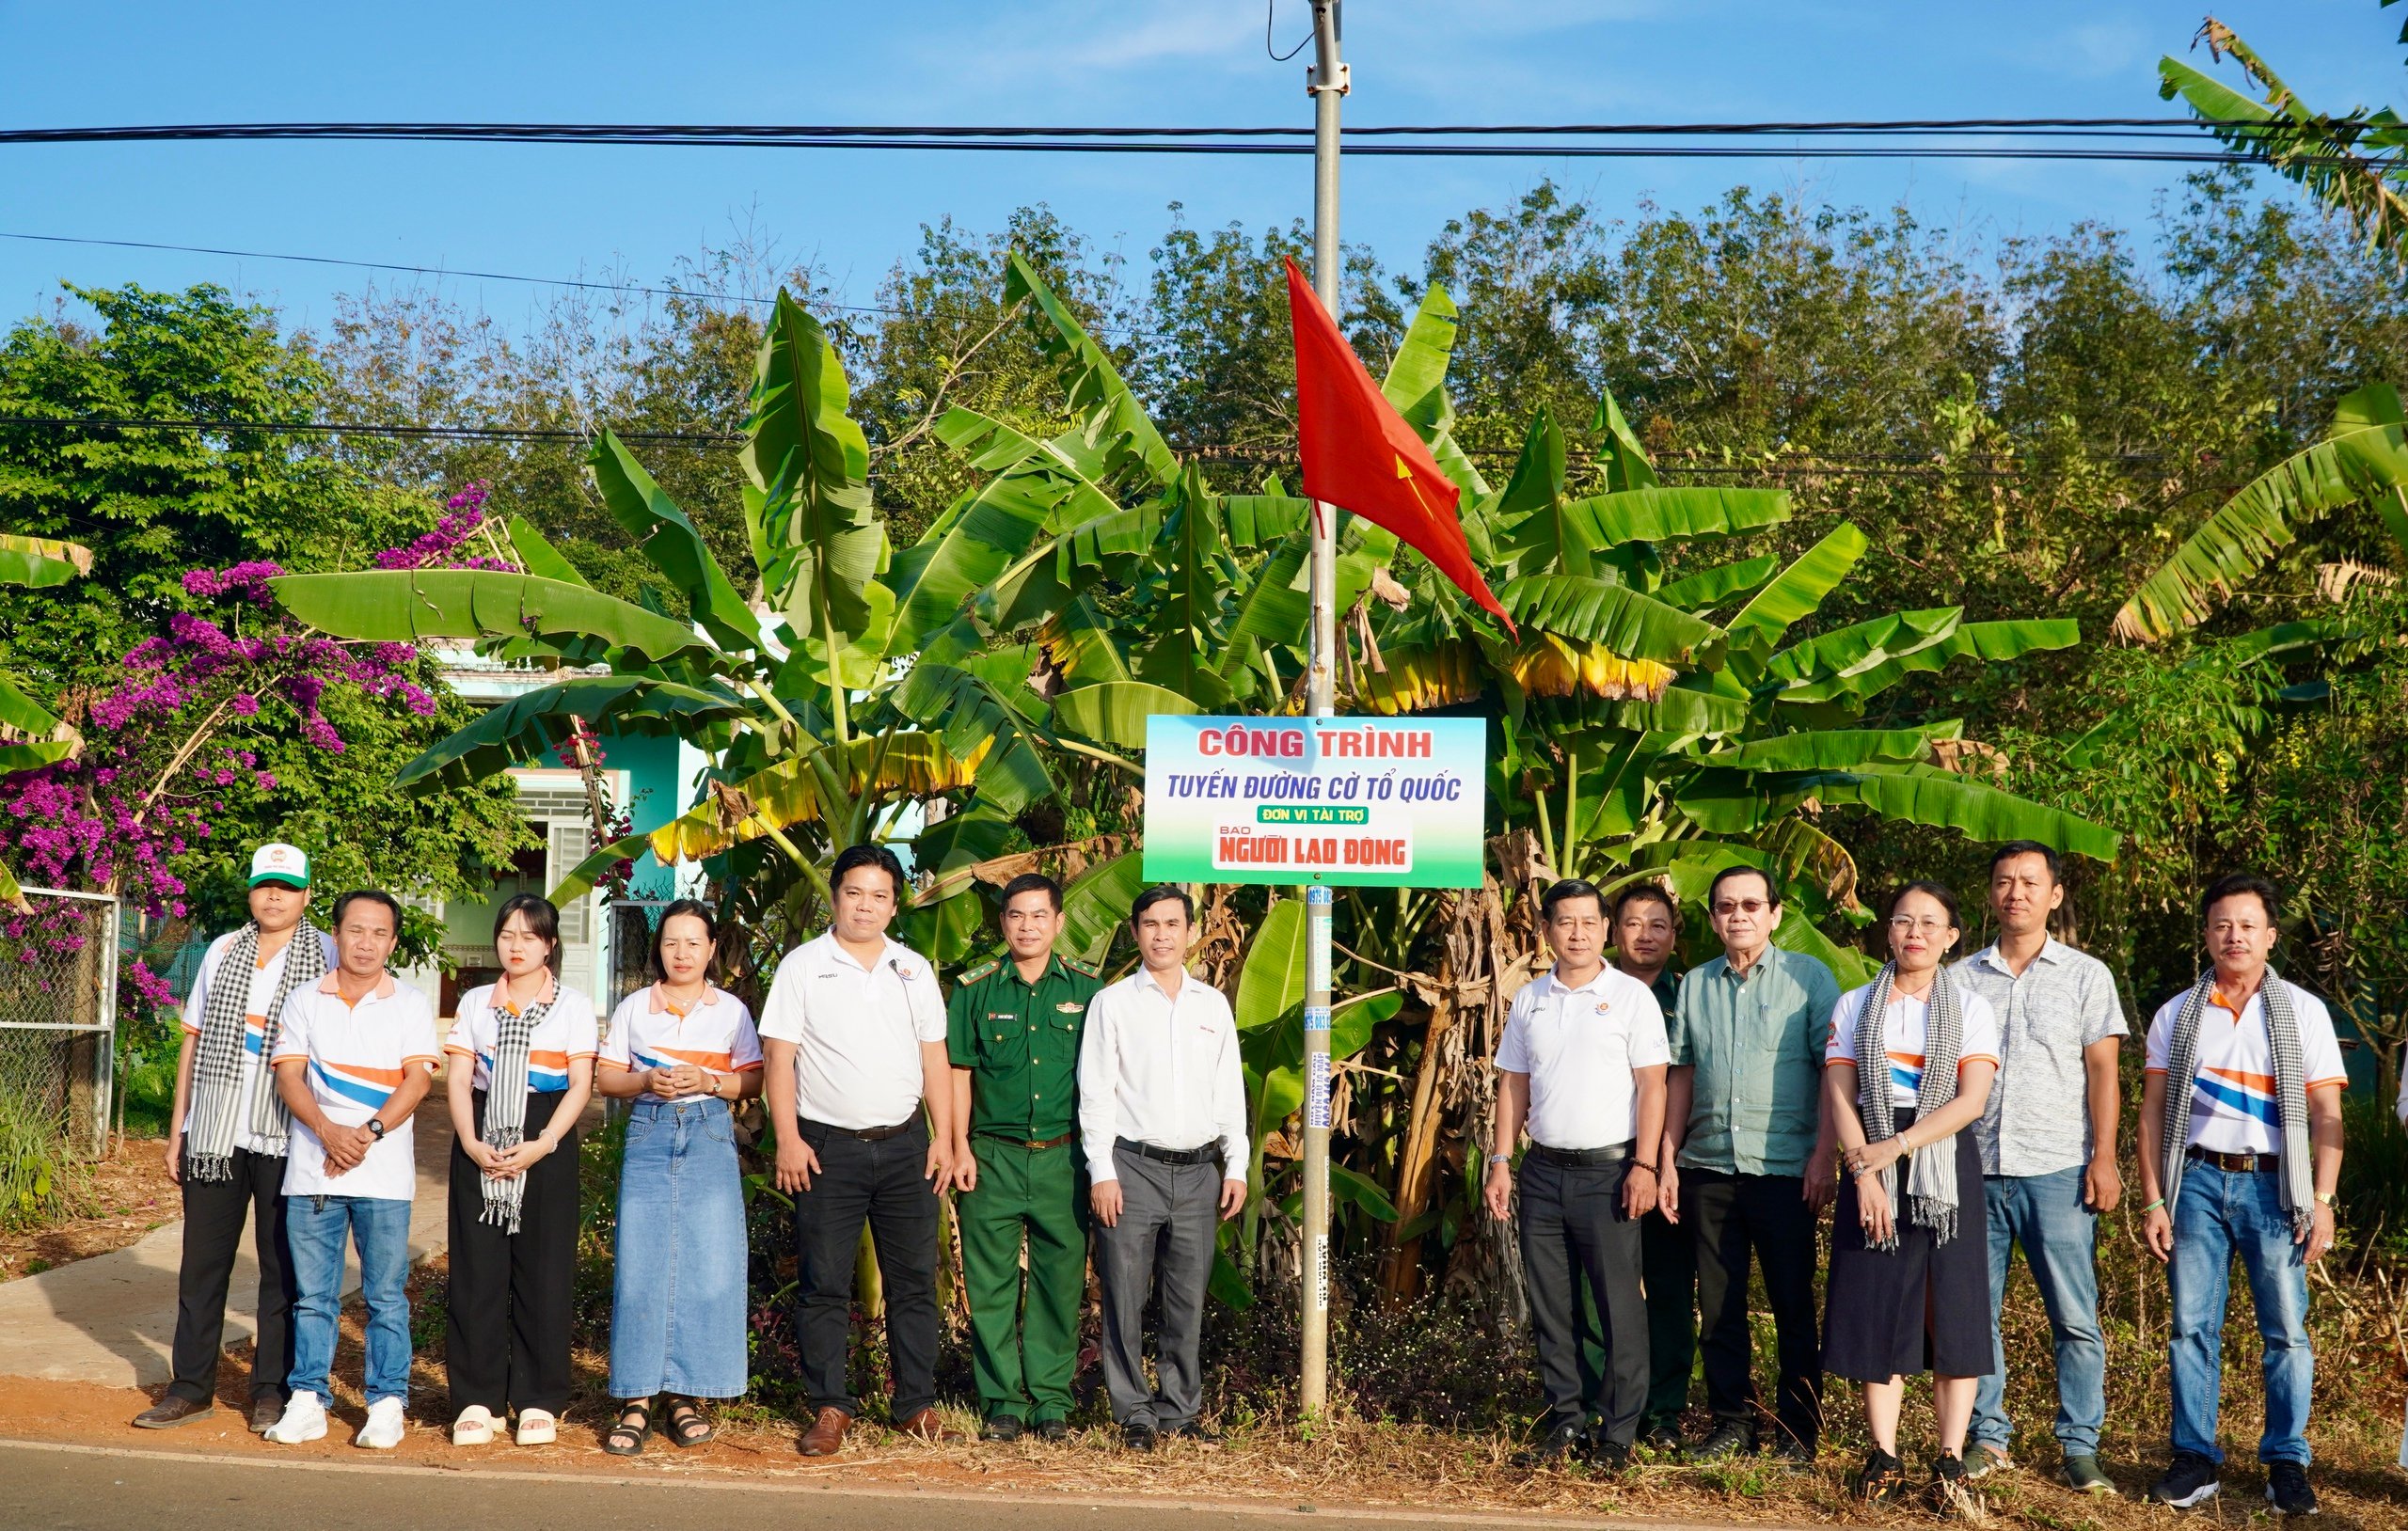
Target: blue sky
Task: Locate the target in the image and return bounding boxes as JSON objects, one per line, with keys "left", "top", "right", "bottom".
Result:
{"left": 0, "top": 1, "right": 2398, "bottom": 336}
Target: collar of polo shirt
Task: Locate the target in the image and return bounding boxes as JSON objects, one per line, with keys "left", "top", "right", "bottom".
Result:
{"left": 1137, "top": 964, "right": 1193, "bottom": 997}
{"left": 816, "top": 930, "right": 906, "bottom": 974}
{"left": 1541, "top": 965, "right": 1616, "bottom": 998}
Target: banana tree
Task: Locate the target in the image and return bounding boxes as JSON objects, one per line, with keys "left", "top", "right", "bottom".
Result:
{"left": 2113, "top": 382, "right": 2408, "bottom": 642}
{"left": 270, "top": 292, "right": 1072, "bottom": 951}
{"left": 0, "top": 534, "right": 93, "bottom": 908}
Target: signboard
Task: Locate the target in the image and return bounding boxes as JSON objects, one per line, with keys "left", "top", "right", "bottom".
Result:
{"left": 1141, "top": 716, "right": 1486, "bottom": 889}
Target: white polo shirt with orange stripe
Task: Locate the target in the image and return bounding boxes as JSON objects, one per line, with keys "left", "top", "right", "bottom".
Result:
{"left": 443, "top": 977, "right": 601, "bottom": 1094}
{"left": 601, "top": 984, "right": 764, "bottom": 1082}
{"left": 2145, "top": 979, "right": 2348, "bottom": 1157}
{"left": 180, "top": 927, "right": 340, "bottom": 1154}
{"left": 1826, "top": 982, "right": 2002, "bottom": 1110}
{"left": 271, "top": 971, "right": 440, "bottom": 1202}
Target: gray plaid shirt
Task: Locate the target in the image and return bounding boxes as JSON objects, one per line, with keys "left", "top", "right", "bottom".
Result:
{"left": 1952, "top": 938, "right": 2129, "bottom": 1177}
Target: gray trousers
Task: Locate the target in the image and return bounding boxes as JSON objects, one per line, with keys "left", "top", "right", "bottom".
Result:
{"left": 1094, "top": 1145, "right": 1220, "bottom": 1428}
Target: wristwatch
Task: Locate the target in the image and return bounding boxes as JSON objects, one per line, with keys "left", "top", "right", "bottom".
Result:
{"left": 2315, "top": 1191, "right": 2337, "bottom": 1207}
{"left": 367, "top": 1118, "right": 387, "bottom": 1142}
{"left": 1488, "top": 1152, "right": 1512, "bottom": 1165}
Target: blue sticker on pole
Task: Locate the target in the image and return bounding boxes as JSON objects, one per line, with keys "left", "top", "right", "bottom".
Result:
{"left": 1307, "top": 884, "right": 1334, "bottom": 906}
{"left": 1303, "top": 1004, "right": 1331, "bottom": 1034}
{"left": 1307, "top": 1052, "right": 1332, "bottom": 1129}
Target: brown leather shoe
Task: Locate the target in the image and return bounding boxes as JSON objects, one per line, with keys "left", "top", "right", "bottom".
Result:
{"left": 248, "top": 1396, "right": 286, "bottom": 1434}
{"left": 132, "top": 1396, "right": 214, "bottom": 1429}
{"left": 896, "top": 1407, "right": 961, "bottom": 1443}
{"left": 800, "top": 1406, "right": 853, "bottom": 1457}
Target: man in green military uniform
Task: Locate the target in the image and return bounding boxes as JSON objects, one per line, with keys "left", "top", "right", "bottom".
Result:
{"left": 946, "top": 872, "right": 1103, "bottom": 1443}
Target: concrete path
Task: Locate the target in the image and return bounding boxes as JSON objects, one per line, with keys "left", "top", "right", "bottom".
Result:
{"left": 0, "top": 1086, "right": 459, "bottom": 1389}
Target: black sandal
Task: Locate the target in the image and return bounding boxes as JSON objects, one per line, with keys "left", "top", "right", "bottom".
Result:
{"left": 665, "top": 1397, "right": 716, "bottom": 1448}
{"left": 603, "top": 1399, "right": 653, "bottom": 1457}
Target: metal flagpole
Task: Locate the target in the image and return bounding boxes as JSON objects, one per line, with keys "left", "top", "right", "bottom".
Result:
{"left": 1299, "top": 0, "right": 1347, "bottom": 1421}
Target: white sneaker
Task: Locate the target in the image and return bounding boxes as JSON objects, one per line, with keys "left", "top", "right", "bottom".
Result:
{"left": 515, "top": 1409, "right": 557, "bottom": 1445}
{"left": 451, "top": 1405, "right": 497, "bottom": 1446}
{"left": 262, "top": 1391, "right": 328, "bottom": 1444}
{"left": 355, "top": 1397, "right": 406, "bottom": 1450}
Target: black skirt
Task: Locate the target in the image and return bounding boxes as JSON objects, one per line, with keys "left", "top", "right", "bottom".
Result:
{"left": 1822, "top": 1108, "right": 1993, "bottom": 1382}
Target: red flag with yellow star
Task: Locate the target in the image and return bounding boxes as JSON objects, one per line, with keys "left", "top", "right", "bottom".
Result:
{"left": 1285, "top": 256, "right": 1513, "bottom": 633}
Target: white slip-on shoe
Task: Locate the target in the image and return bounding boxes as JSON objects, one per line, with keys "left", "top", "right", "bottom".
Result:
{"left": 515, "top": 1409, "right": 558, "bottom": 1445}
{"left": 355, "top": 1397, "right": 407, "bottom": 1450}
{"left": 262, "top": 1391, "right": 328, "bottom": 1444}
{"left": 451, "top": 1405, "right": 497, "bottom": 1446}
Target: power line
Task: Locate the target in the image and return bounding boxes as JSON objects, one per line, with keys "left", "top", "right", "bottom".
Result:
{"left": 0, "top": 119, "right": 2376, "bottom": 167}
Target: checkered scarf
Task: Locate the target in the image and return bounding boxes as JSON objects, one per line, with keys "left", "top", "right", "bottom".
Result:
{"left": 2157, "top": 970, "right": 2316, "bottom": 1238}
{"left": 184, "top": 921, "right": 327, "bottom": 1182}
{"left": 477, "top": 986, "right": 551, "bottom": 1234}
{"left": 1855, "top": 962, "right": 1968, "bottom": 1251}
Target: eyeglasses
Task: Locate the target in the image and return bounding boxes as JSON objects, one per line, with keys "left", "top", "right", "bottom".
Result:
{"left": 1711, "top": 899, "right": 1770, "bottom": 916}
{"left": 1887, "top": 916, "right": 1953, "bottom": 934}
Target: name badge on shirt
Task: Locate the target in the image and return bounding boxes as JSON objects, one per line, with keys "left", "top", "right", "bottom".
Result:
{"left": 1055, "top": 1002, "right": 1083, "bottom": 1013}
{"left": 1594, "top": 1002, "right": 1612, "bottom": 1015}
{"left": 989, "top": 1012, "right": 1016, "bottom": 1021}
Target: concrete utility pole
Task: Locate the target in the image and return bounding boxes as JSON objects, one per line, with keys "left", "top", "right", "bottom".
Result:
{"left": 1299, "top": 0, "right": 1347, "bottom": 1421}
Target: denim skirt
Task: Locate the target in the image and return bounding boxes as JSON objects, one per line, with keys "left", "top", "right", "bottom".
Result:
{"left": 609, "top": 1095, "right": 750, "bottom": 1399}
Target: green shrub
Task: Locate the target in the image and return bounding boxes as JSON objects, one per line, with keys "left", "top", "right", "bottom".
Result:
{"left": 0, "top": 1084, "right": 88, "bottom": 1231}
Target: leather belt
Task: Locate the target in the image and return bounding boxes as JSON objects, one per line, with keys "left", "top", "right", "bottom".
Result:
{"left": 2188, "top": 1145, "right": 2280, "bottom": 1174}
{"left": 980, "top": 1130, "right": 1078, "bottom": 1151}
{"left": 1530, "top": 1140, "right": 1637, "bottom": 1168}
{"left": 801, "top": 1116, "right": 919, "bottom": 1143}
{"left": 1117, "top": 1136, "right": 1219, "bottom": 1167}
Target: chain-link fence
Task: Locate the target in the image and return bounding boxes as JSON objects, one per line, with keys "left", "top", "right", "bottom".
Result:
{"left": 0, "top": 887, "right": 120, "bottom": 1159}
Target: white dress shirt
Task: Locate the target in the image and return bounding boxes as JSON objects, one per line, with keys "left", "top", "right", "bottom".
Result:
{"left": 1077, "top": 966, "right": 1248, "bottom": 1183}
{"left": 1495, "top": 964, "right": 1672, "bottom": 1150}
{"left": 754, "top": 932, "right": 946, "bottom": 1130}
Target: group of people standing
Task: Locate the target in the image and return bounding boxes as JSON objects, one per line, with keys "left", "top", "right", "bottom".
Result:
{"left": 1498, "top": 844, "right": 2345, "bottom": 1516}
{"left": 129, "top": 835, "right": 2350, "bottom": 1517}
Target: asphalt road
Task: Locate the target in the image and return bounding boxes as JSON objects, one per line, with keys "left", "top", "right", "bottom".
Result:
{"left": 0, "top": 1441, "right": 1631, "bottom": 1531}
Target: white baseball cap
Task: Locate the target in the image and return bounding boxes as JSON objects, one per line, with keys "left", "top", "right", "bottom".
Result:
{"left": 248, "top": 842, "right": 311, "bottom": 890}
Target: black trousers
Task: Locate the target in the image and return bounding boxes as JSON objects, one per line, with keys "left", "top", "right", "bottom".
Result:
{"left": 792, "top": 1116, "right": 941, "bottom": 1421}
{"left": 447, "top": 1090, "right": 580, "bottom": 1415}
{"left": 169, "top": 1144, "right": 295, "bottom": 1405}
{"left": 1687, "top": 1167, "right": 1822, "bottom": 1449}
{"left": 1519, "top": 1152, "right": 1649, "bottom": 1445}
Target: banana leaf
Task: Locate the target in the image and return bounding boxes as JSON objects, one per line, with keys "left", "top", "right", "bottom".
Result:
{"left": 1592, "top": 387, "right": 1660, "bottom": 494}
{"left": 1559, "top": 486, "right": 1791, "bottom": 547}
{"left": 0, "top": 740, "right": 75, "bottom": 772}
{"left": 0, "top": 675, "right": 66, "bottom": 737}
{"left": 2114, "top": 382, "right": 2408, "bottom": 641}
{"left": 1764, "top": 608, "right": 1961, "bottom": 687}
{"left": 638, "top": 734, "right": 987, "bottom": 870}
{"left": 393, "top": 676, "right": 747, "bottom": 790}
{"left": 502, "top": 514, "right": 591, "bottom": 587}
{"left": 1382, "top": 285, "right": 1489, "bottom": 499}
{"left": 1777, "top": 619, "right": 2081, "bottom": 705}
{"left": 1050, "top": 681, "right": 1198, "bottom": 751}
{"left": 1725, "top": 523, "right": 1871, "bottom": 654}
{"left": 1817, "top": 764, "right": 2120, "bottom": 862}
{"left": 1236, "top": 899, "right": 1307, "bottom": 1033}
{"left": 1656, "top": 555, "right": 1779, "bottom": 614}
{"left": 1499, "top": 574, "right": 1726, "bottom": 664}
{"left": 270, "top": 570, "right": 711, "bottom": 664}
{"left": 589, "top": 432, "right": 763, "bottom": 653}
{"left": 893, "top": 662, "right": 1054, "bottom": 814}
{"left": 1059, "top": 849, "right": 1145, "bottom": 968}
{"left": 742, "top": 292, "right": 884, "bottom": 642}
{"left": 1004, "top": 251, "right": 1180, "bottom": 494}
{"left": 1712, "top": 726, "right": 1941, "bottom": 772}
{"left": 0, "top": 534, "right": 91, "bottom": 589}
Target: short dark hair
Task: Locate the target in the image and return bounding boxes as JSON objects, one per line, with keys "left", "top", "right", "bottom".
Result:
{"left": 1130, "top": 884, "right": 1195, "bottom": 925}
{"left": 1705, "top": 864, "right": 1779, "bottom": 911}
{"left": 492, "top": 892, "right": 561, "bottom": 969}
{"left": 1988, "top": 840, "right": 2062, "bottom": 884}
{"left": 831, "top": 843, "right": 908, "bottom": 899}
{"left": 1540, "top": 877, "right": 1607, "bottom": 923}
{"left": 650, "top": 898, "right": 720, "bottom": 980}
{"left": 330, "top": 888, "right": 404, "bottom": 935}
{"left": 1612, "top": 882, "right": 1679, "bottom": 928}
{"left": 2200, "top": 872, "right": 2282, "bottom": 923}
{"left": 1000, "top": 872, "right": 1064, "bottom": 912}
{"left": 1887, "top": 880, "right": 1962, "bottom": 929}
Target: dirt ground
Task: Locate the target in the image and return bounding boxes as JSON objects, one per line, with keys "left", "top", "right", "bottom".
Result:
{"left": 0, "top": 1137, "right": 178, "bottom": 1280}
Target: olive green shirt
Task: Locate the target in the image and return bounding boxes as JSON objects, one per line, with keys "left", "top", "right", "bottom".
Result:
{"left": 1669, "top": 944, "right": 1841, "bottom": 1176}
{"left": 945, "top": 951, "right": 1102, "bottom": 1143}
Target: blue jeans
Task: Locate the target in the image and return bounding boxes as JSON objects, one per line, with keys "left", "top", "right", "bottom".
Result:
{"left": 1971, "top": 1168, "right": 2106, "bottom": 1457}
{"left": 287, "top": 1194, "right": 414, "bottom": 1407}
{"left": 2168, "top": 1162, "right": 2314, "bottom": 1466}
